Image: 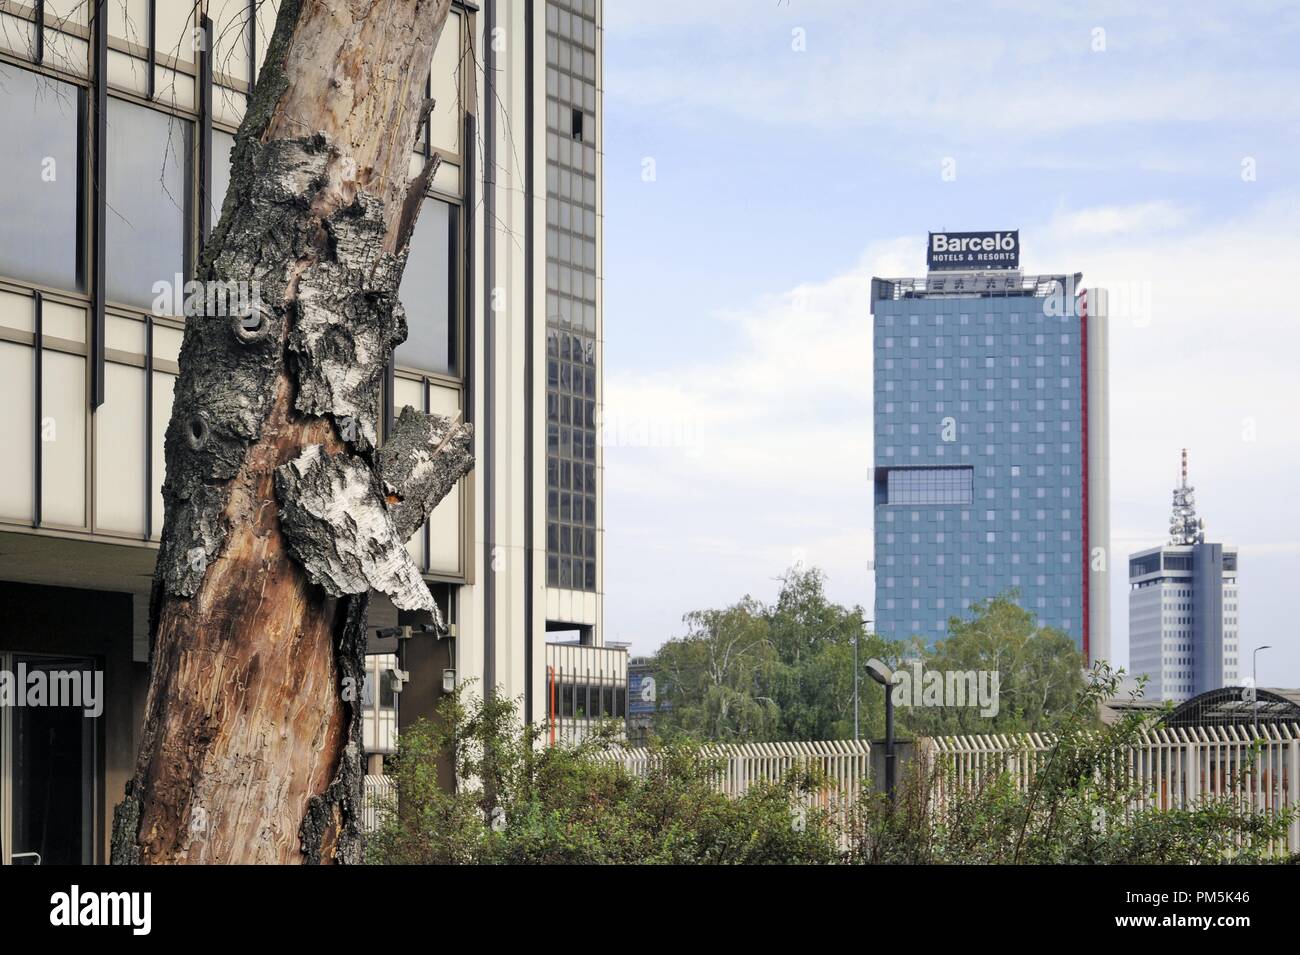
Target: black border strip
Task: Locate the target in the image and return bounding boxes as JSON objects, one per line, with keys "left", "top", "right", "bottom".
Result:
{"left": 248, "top": 0, "right": 258, "bottom": 97}
{"left": 463, "top": 111, "right": 475, "bottom": 425}
{"left": 146, "top": 0, "right": 155, "bottom": 100}
{"left": 462, "top": 108, "right": 476, "bottom": 613}
{"left": 144, "top": 314, "right": 154, "bottom": 539}
{"left": 90, "top": 0, "right": 107, "bottom": 409}
{"left": 197, "top": 15, "right": 213, "bottom": 252}
{"left": 423, "top": 72, "right": 433, "bottom": 160}
{"left": 523, "top": 0, "right": 534, "bottom": 723}
{"left": 33, "top": 291, "right": 43, "bottom": 528}
{"left": 33, "top": 0, "right": 44, "bottom": 65}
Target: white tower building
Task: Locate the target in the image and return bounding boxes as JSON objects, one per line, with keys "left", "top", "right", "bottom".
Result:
{"left": 1129, "top": 451, "right": 1240, "bottom": 702}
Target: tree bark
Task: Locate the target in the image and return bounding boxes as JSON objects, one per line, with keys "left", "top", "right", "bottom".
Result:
{"left": 111, "top": 0, "right": 467, "bottom": 865}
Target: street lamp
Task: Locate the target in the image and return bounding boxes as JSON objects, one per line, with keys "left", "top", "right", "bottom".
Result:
{"left": 1253, "top": 645, "right": 1272, "bottom": 735}
{"left": 865, "top": 658, "right": 895, "bottom": 800}
{"left": 854, "top": 618, "right": 873, "bottom": 741}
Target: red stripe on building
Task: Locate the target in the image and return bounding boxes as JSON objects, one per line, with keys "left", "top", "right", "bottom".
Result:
{"left": 1080, "top": 288, "right": 1090, "bottom": 664}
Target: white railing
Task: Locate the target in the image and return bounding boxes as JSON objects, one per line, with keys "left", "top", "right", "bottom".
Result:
{"left": 601, "top": 739, "right": 872, "bottom": 795}
{"left": 596, "top": 739, "right": 873, "bottom": 842}
{"left": 599, "top": 725, "right": 1299, "bottom": 855}
{"left": 362, "top": 774, "right": 396, "bottom": 834}
{"left": 926, "top": 723, "right": 1300, "bottom": 854}
{"left": 544, "top": 643, "right": 628, "bottom": 745}
{"left": 364, "top": 725, "right": 1299, "bottom": 854}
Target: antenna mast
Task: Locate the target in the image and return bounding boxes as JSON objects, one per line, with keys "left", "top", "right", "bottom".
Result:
{"left": 1169, "top": 448, "right": 1205, "bottom": 545}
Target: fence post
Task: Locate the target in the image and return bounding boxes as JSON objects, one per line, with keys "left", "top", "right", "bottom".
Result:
{"left": 1289, "top": 733, "right": 1300, "bottom": 855}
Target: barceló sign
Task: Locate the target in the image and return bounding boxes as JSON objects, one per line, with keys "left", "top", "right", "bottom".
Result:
{"left": 927, "top": 230, "right": 1019, "bottom": 271}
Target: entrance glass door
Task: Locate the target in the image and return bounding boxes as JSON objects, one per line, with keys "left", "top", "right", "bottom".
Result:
{"left": 0, "top": 653, "right": 97, "bottom": 865}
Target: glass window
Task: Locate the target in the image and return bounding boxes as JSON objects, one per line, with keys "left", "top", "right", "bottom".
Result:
{"left": 396, "top": 197, "right": 456, "bottom": 374}
{"left": 544, "top": 6, "right": 599, "bottom": 594}
{"left": 210, "top": 130, "right": 236, "bottom": 235}
{"left": 0, "top": 66, "right": 84, "bottom": 291}
{"left": 885, "top": 467, "right": 974, "bottom": 505}
{"left": 106, "top": 98, "right": 192, "bottom": 311}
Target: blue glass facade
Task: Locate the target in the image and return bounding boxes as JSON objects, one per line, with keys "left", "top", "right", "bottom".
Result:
{"left": 872, "top": 284, "right": 1086, "bottom": 647}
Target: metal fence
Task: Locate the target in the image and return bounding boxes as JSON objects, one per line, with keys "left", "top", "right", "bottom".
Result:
{"left": 361, "top": 724, "right": 1300, "bottom": 854}
{"left": 601, "top": 724, "right": 1299, "bottom": 855}
{"left": 362, "top": 774, "right": 396, "bottom": 834}
{"left": 595, "top": 739, "right": 873, "bottom": 841}
{"left": 926, "top": 723, "right": 1300, "bottom": 854}
{"left": 600, "top": 739, "right": 872, "bottom": 796}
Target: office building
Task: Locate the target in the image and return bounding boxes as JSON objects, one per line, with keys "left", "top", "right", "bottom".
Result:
{"left": 1129, "top": 450, "right": 1240, "bottom": 702}
{"left": 871, "top": 231, "right": 1110, "bottom": 664}
{"left": 0, "top": 0, "right": 621, "bottom": 865}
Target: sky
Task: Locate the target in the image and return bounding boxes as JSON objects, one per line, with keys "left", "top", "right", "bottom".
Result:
{"left": 598, "top": 0, "right": 1300, "bottom": 687}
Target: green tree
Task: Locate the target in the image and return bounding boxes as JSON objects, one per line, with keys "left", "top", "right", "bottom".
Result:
{"left": 652, "top": 566, "right": 903, "bottom": 743}
{"left": 648, "top": 570, "right": 1092, "bottom": 744}
{"left": 653, "top": 597, "right": 781, "bottom": 741}
{"left": 898, "top": 593, "right": 1086, "bottom": 737}
{"left": 767, "top": 567, "right": 900, "bottom": 740}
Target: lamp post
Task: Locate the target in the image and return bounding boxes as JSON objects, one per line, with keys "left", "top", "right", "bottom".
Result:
{"left": 865, "top": 658, "right": 895, "bottom": 800}
{"left": 854, "top": 618, "right": 873, "bottom": 741}
{"left": 1253, "top": 645, "right": 1272, "bottom": 735}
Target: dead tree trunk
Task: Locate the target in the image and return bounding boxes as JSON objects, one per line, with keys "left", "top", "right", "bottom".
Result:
{"left": 110, "top": 0, "right": 470, "bottom": 864}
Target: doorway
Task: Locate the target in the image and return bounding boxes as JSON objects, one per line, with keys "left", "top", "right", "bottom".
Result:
{"left": 0, "top": 653, "right": 97, "bottom": 865}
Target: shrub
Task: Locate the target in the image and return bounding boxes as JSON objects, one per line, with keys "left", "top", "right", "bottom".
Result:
{"left": 367, "top": 673, "right": 1296, "bottom": 865}
{"left": 848, "top": 666, "right": 1297, "bottom": 865}
{"left": 365, "top": 685, "right": 841, "bottom": 865}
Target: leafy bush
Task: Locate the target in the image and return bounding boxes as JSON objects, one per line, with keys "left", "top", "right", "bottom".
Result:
{"left": 367, "top": 673, "right": 1296, "bottom": 865}
{"left": 364, "top": 684, "right": 841, "bottom": 865}
{"left": 849, "top": 667, "right": 1297, "bottom": 865}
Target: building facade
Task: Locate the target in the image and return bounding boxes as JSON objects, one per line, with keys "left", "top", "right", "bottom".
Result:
{"left": 0, "top": 0, "right": 620, "bottom": 865}
{"left": 1129, "top": 451, "right": 1240, "bottom": 702}
{"left": 871, "top": 235, "right": 1110, "bottom": 665}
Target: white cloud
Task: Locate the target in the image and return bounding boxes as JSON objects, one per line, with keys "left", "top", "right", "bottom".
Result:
{"left": 1049, "top": 200, "right": 1192, "bottom": 237}
{"left": 606, "top": 3, "right": 1300, "bottom": 141}
{"left": 603, "top": 239, "right": 909, "bottom": 651}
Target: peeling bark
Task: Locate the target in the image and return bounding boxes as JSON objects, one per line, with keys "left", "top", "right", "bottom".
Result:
{"left": 379, "top": 406, "right": 475, "bottom": 542}
{"left": 276, "top": 443, "right": 433, "bottom": 612}
{"left": 298, "top": 593, "right": 370, "bottom": 865}
{"left": 112, "top": 0, "right": 461, "bottom": 864}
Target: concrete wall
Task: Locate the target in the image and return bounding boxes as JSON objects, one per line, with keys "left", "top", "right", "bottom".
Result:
{"left": 1086, "top": 287, "right": 1111, "bottom": 667}
{"left": 1193, "top": 543, "right": 1225, "bottom": 695}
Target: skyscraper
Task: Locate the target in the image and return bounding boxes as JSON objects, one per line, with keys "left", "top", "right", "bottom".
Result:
{"left": 1129, "top": 450, "right": 1241, "bottom": 701}
{"left": 871, "top": 231, "right": 1111, "bottom": 665}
